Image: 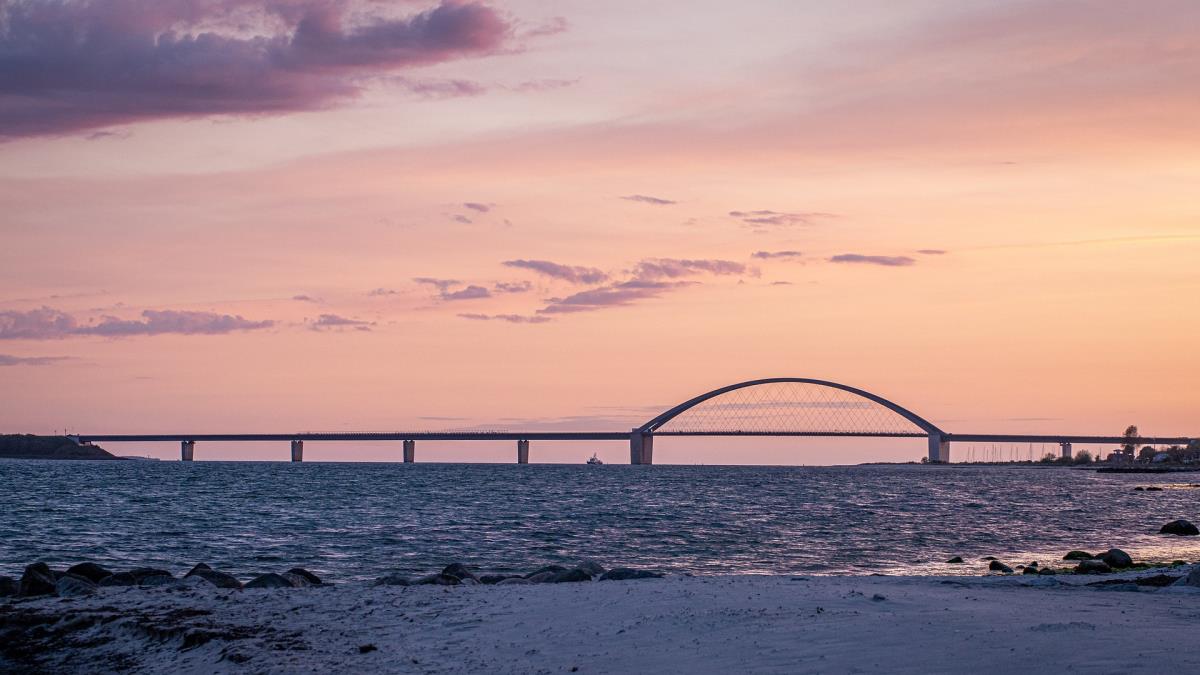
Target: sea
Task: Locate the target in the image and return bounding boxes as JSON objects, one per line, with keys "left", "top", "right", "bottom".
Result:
{"left": 3, "top": 461, "right": 1199, "bottom": 582}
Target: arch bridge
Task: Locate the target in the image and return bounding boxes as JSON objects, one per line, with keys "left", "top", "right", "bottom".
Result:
{"left": 76, "top": 378, "right": 1193, "bottom": 464}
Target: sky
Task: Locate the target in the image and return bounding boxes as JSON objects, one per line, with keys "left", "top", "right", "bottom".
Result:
{"left": 1, "top": 0, "right": 1197, "bottom": 463}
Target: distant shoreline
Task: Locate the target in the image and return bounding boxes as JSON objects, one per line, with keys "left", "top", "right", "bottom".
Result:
{"left": 0, "top": 435, "right": 118, "bottom": 461}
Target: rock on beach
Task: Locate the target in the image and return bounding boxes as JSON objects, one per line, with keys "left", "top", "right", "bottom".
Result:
{"left": 1160, "top": 520, "right": 1200, "bottom": 536}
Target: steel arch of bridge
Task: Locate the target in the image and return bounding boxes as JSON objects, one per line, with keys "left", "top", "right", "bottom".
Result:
{"left": 637, "top": 378, "right": 944, "bottom": 436}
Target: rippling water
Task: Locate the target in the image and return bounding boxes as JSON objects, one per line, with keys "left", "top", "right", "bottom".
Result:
{"left": 3, "top": 460, "right": 1199, "bottom": 582}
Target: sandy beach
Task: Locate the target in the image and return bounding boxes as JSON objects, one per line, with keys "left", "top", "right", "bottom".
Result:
{"left": 4, "top": 568, "right": 1200, "bottom": 674}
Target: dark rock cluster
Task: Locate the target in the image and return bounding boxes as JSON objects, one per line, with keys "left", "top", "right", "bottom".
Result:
{"left": 374, "top": 561, "right": 663, "bottom": 587}
{"left": 0, "top": 562, "right": 324, "bottom": 599}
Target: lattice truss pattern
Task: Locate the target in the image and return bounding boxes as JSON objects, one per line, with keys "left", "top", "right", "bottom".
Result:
{"left": 654, "top": 382, "right": 926, "bottom": 435}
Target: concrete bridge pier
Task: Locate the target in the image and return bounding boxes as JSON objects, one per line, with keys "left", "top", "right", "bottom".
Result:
{"left": 927, "top": 434, "right": 950, "bottom": 463}
{"left": 290, "top": 440, "right": 304, "bottom": 462}
{"left": 403, "top": 440, "right": 415, "bottom": 463}
{"left": 517, "top": 440, "right": 529, "bottom": 464}
{"left": 630, "top": 432, "right": 654, "bottom": 465}
{"left": 181, "top": 440, "right": 195, "bottom": 462}
{"left": 1060, "top": 442, "right": 1073, "bottom": 459}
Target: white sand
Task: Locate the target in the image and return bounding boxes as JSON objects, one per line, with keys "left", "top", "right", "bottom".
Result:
{"left": 4, "top": 570, "right": 1199, "bottom": 674}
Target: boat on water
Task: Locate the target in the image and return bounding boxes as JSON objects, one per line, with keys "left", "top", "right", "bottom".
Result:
{"left": 586, "top": 453, "right": 604, "bottom": 466}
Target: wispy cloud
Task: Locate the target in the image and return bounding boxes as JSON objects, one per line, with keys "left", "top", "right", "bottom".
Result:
{"left": 829, "top": 254, "right": 916, "bottom": 267}
{"left": 463, "top": 202, "right": 494, "bottom": 213}
{"left": 458, "top": 313, "right": 551, "bottom": 324}
{"left": 730, "top": 210, "right": 836, "bottom": 228}
{"left": 310, "top": 314, "right": 372, "bottom": 331}
{"left": 0, "top": 354, "right": 73, "bottom": 366}
{"left": 367, "top": 288, "right": 399, "bottom": 297}
{"left": 621, "top": 194, "right": 676, "bottom": 206}
{"left": 493, "top": 281, "right": 533, "bottom": 293}
{"left": 917, "top": 249, "right": 947, "bottom": 255}
{"left": 538, "top": 280, "right": 694, "bottom": 314}
{"left": 632, "top": 258, "right": 746, "bottom": 280}
{"left": 502, "top": 259, "right": 609, "bottom": 285}
{"left": 292, "top": 294, "right": 320, "bottom": 303}
{"left": 752, "top": 250, "right": 803, "bottom": 260}
{"left": 0, "top": 307, "right": 274, "bottom": 340}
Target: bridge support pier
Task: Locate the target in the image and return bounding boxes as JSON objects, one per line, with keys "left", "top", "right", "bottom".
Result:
{"left": 517, "top": 440, "right": 529, "bottom": 464}
{"left": 403, "top": 440, "right": 415, "bottom": 463}
{"left": 1060, "top": 442, "right": 1073, "bottom": 460}
{"left": 291, "top": 440, "right": 303, "bottom": 462}
{"left": 630, "top": 432, "right": 654, "bottom": 465}
{"left": 927, "top": 434, "right": 950, "bottom": 463}
{"left": 181, "top": 440, "right": 194, "bottom": 462}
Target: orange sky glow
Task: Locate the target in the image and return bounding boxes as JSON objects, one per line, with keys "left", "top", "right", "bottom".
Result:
{"left": 1, "top": 0, "right": 1196, "bottom": 463}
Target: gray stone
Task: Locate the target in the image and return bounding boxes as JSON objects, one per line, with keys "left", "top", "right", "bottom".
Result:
{"left": 55, "top": 574, "right": 97, "bottom": 597}
{"left": 286, "top": 568, "right": 322, "bottom": 585}
{"left": 66, "top": 562, "right": 113, "bottom": 584}
{"left": 99, "top": 572, "right": 137, "bottom": 587}
{"left": 988, "top": 560, "right": 1014, "bottom": 574}
{"left": 575, "top": 561, "right": 606, "bottom": 577}
{"left": 1076, "top": 559, "right": 1112, "bottom": 574}
{"left": 1023, "top": 566, "right": 1041, "bottom": 575}
{"left": 946, "top": 556, "right": 964, "bottom": 564}
{"left": 18, "top": 563, "right": 57, "bottom": 597}
{"left": 184, "top": 564, "right": 242, "bottom": 589}
{"left": 1171, "top": 567, "right": 1200, "bottom": 587}
{"left": 550, "top": 569, "right": 593, "bottom": 583}
{"left": 598, "top": 568, "right": 664, "bottom": 581}
{"left": 373, "top": 573, "right": 410, "bottom": 587}
{"left": 1038, "top": 568, "right": 1058, "bottom": 575}
{"left": 130, "top": 568, "right": 174, "bottom": 583}
{"left": 441, "top": 563, "right": 479, "bottom": 582}
{"left": 497, "top": 577, "right": 532, "bottom": 585}
{"left": 0, "top": 575, "right": 16, "bottom": 597}
{"left": 282, "top": 572, "right": 312, "bottom": 587}
{"left": 245, "top": 573, "right": 292, "bottom": 589}
{"left": 526, "top": 571, "right": 558, "bottom": 583}
{"left": 1160, "top": 520, "right": 1200, "bottom": 536}
{"left": 1063, "top": 551, "right": 1094, "bottom": 561}
{"left": 1099, "top": 549, "right": 1133, "bottom": 569}
{"left": 524, "top": 565, "right": 568, "bottom": 579}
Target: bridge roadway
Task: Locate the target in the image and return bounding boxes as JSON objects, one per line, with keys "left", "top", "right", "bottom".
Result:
{"left": 74, "top": 431, "right": 1194, "bottom": 464}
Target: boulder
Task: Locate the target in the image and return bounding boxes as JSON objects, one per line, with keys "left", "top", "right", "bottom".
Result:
{"left": 130, "top": 568, "right": 174, "bottom": 583}
{"left": 0, "top": 576, "right": 17, "bottom": 597}
{"left": 1147, "top": 487, "right": 1164, "bottom": 492}
{"left": 286, "top": 568, "right": 322, "bottom": 585}
{"left": 1038, "top": 568, "right": 1058, "bottom": 576}
{"left": 1076, "top": 559, "right": 1112, "bottom": 574}
{"left": 524, "top": 565, "right": 568, "bottom": 579}
{"left": 550, "top": 569, "right": 593, "bottom": 583}
{"left": 99, "top": 572, "right": 137, "bottom": 587}
{"left": 980, "top": 556, "right": 998, "bottom": 561}
{"left": 373, "top": 573, "right": 410, "bottom": 587}
{"left": 1063, "top": 551, "right": 1094, "bottom": 561}
{"left": 575, "top": 561, "right": 606, "bottom": 577}
{"left": 184, "top": 564, "right": 242, "bottom": 589}
{"left": 282, "top": 572, "right": 312, "bottom": 588}
{"left": 18, "top": 563, "right": 57, "bottom": 597}
{"left": 66, "top": 562, "right": 113, "bottom": 584}
{"left": 1172, "top": 567, "right": 1200, "bottom": 587}
{"left": 1160, "top": 520, "right": 1200, "bottom": 536}
{"left": 55, "top": 574, "right": 97, "bottom": 597}
{"left": 526, "top": 572, "right": 558, "bottom": 583}
{"left": 598, "top": 568, "right": 664, "bottom": 581}
{"left": 441, "top": 563, "right": 479, "bottom": 582}
{"left": 479, "top": 574, "right": 519, "bottom": 585}
{"left": 413, "top": 573, "right": 460, "bottom": 586}
{"left": 988, "top": 560, "right": 1014, "bottom": 573}
{"left": 1099, "top": 549, "right": 1133, "bottom": 569}
{"left": 497, "top": 577, "right": 532, "bottom": 585}
{"left": 945, "top": 556, "right": 964, "bottom": 564}
{"left": 1022, "top": 566, "right": 1041, "bottom": 575}
{"left": 245, "top": 573, "right": 292, "bottom": 589}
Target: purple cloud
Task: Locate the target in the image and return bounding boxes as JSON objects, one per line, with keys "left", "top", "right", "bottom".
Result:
{"left": 632, "top": 258, "right": 746, "bottom": 280}
{"left": 917, "top": 249, "right": 948, "bottom": 255}
{"left": 0, "top": 1, "right": 517, "bottom": 138}
{"left": 729, "top": 210, "right": 836, "bottom": 228}
{"left": 538, "top": 280, "right": 693, "bottom": 314}
{"left": 452, "top": 215, "right": 474, "bottom": 224}
{"left": 367, "top": 288, "right": 399, "bottom": 297}
{"left": 751, "top": 251, "right": 803, "bottom": 260}
{"left": 83, "top": 310, "right": 274, "bottom": 337}
{"left": 0, "top": 353, "right": 73, "bottom": 366}
{"left": 311, "top": 314, "right": 372, "bottom": 331}
{"left": 458, "top": 313, "right": 551, "bottom": 324}
{"left": 502, "top": 259, "right": 609, "bottom": 285}
{"left": 829, "top": 254, "right": 916, "bottom": 267}
{"left": 621, "top": 194, "right": 677, "bottom": 206}
{"left": 443, "top": 285, "right": 491, "bottom": 301}
{"left": 493, "top": 281, "right": 533, "bottom": 293}
{"left": 292, "top": 294, "right": 319, "bottom": 303}
{"left": 463, "top": 202, "right": 493, "bottom": 213}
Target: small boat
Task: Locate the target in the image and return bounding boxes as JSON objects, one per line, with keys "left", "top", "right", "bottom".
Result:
{"left": 586, "top": 453, "right": 604, "bottom": 466}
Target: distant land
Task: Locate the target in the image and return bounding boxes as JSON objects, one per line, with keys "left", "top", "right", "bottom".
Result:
{"left": 0, "top": 435, "right": 117, "bottom": 460}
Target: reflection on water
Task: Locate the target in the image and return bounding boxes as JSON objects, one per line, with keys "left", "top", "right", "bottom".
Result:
{"left": 2, "top": 461, "right": 1198, "bottom": 581}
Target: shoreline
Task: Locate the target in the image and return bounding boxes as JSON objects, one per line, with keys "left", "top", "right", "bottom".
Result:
{"left": 4, "top": 568, "right": 1200, "bottom": 673}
